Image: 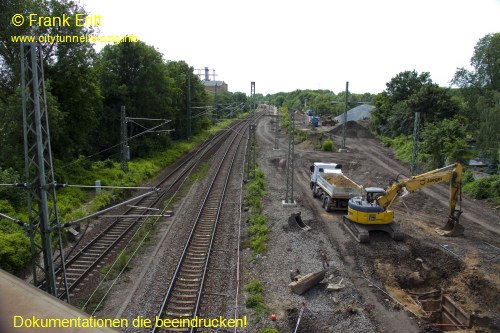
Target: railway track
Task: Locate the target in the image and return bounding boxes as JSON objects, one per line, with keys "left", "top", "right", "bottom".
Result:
{"left": 152, "top": 117, "right": 247, "bottom": 333}
{"left": 37, "top": 119, "right": 248, "bottom": 301}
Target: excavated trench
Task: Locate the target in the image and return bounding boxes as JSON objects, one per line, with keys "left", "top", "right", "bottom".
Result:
{"left": 351, "top": 234, "right": 497, "bottom": 331}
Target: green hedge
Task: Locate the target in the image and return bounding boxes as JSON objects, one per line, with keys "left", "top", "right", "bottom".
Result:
{"left": 463, "top": 174, "right": 500, "bottom": 205}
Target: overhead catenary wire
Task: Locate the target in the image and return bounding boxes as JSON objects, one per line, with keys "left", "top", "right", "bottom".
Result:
{"left": 83, "top": 129, "right": 224, "bottom": 314}
{"left": 60, "top": 120, "right": 171, "bottom": 169}
{"left": 57, "top": 189, "right": 159, "bottom": 230}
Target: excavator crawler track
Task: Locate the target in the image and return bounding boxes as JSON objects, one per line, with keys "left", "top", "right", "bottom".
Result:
{"left": 342, "top": 216, "right": 404, "bottom": 243}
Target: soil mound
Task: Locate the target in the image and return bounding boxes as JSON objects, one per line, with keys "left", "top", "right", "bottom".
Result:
{"left": 329, "top": 120, "right": 373, "bottom": 138}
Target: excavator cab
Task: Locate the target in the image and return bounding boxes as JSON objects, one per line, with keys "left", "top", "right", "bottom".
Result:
{"left": 365, "top": 187, "right": 386, "bottom": 203}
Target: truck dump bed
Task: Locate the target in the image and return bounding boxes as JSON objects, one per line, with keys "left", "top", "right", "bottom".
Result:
{"left": 318, "top": 173, "right": 361, "bottom": 198}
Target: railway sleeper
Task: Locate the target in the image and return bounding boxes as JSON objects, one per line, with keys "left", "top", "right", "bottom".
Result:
{"left": 89, "top": 245, "right": 111, "bottom": 251}
{"left": 69, "top": 263, "right": 94, "bottom": 268}
{"left": 174, "top": 287, "right": 198, "bottom": 294}
{"left": 57, "top": 276, "right": 77, "bottom": 282}
{"left": 65, "top": 268, "right": 87, "bottom": 273}
{"left": 187, "top": 250, "right": 207, "bottom": 256}
{"left": 165, "top": 311, "right": 192, "bottom": 317}
{"left": 175, "top": 282, "right": 200, "bottom": 289}
{"left": 171, "top": 292, "right": 197, "bottom": 299}
{"left": 185, "top": 252, "right": 206, "bottom": 258}
{"left": 178, "top": 277, "right": 201, "bottom": 282}
{"left": 167, "top": 305, "right": 195, "bottom": 313}
{"left": 170, "top": 298, "right": 196, "bottom": 305}
{"left": 178, "top": 272, "right": 202, "bottom": 279}
{"left": 180, "top": 268, "right": 202, "bottom": 275}
{"left": 182, "top": 262, "right": 203, "bottom": 268}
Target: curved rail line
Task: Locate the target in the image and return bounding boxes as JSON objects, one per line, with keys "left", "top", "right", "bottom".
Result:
{"left": 39, "top": 120, "right": 247, "bottom": 301}
{"left": 152, "top": 118, "right": 248, "bottom": 333}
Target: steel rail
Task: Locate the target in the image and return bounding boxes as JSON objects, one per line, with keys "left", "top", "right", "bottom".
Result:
{"left": 152, "top": 120, "right": 248, "bottom": 333}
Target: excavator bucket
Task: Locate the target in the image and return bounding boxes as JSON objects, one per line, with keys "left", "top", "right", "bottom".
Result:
{"left": 436, "top": 216, "right": 464, "bottom": 237}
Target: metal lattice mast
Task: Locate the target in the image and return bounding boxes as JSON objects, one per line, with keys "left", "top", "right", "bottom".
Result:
{"left": 21, "top": 42, "right": 69, "bottom": 299}
{"left": 247, "top": 82, "right": 256, "bottom": 179}
{"left": 284, "top": 110, "right": 296, "bottom": 205}
{"left": 410, "top": 112, "right": 421, "bottom": 176}
{"left": 341, "top": 81, "right": 349, "bottom": 150}
{"left": 273, "top": 106, "right": 279, "bottom": 150}
{"left": 121, "top": 106, "right": 129, "bottom": 172}
{"left": 187, "top": 73, "right": 191, "bottom": 141}
{"left": 251, "top": 82, "right": 256, "bottom": 174}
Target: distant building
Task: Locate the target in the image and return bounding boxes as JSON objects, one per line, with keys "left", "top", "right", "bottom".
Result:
{"left": 204, "top": 80, "right": 228, "bottom": 94}
{"left": 201, "top": 67, "right": 228, "bottom": 93}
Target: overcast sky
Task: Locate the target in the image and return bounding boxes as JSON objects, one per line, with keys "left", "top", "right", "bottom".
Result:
{"left": 79, "top": 0, "right": 500, "bottom": 96}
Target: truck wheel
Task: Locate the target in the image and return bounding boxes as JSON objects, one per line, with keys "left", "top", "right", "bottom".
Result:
{"left": 324, "top": 197, "right": 331, "bottom": 212}
{"left": 312, "top": 185, "right": 318, "bottom": 198}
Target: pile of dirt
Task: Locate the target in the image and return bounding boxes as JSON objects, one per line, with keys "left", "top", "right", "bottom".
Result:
{"left": 324, "top": 174, "right": 358, "bottom": 188}
{"left": 329, "top": 121, "right": 373, "bottom": 138}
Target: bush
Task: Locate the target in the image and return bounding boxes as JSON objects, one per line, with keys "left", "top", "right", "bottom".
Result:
{"left": 321, "top": 139, "right": 334, "bottom": 151}
{"left": 0, "top": 167, "right": 24, "bottom": 209}
{"left": 463, "top": 174, "right": 500, "bottom": 204}
{"left": 245, "top": 280, "right": 264, "bottom": 294}
{"left": 245, "top": 294, "right": 264, "bottom": 308}
{"left": 0, "top": 232, "right": 31, "bottom": 273}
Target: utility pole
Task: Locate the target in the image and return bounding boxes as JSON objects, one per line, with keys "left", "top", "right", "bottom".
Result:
{"left": 274, "top": 106, "right": 279, "bottom": 150}
{"left": 283, "top": 109, "right": 296, "bottom": 206}
{"left": 341, "top": 81, "right": 349, "bottom": 151}
{"left": 121, "top": 106, "right": 129, "bottom": 173}
{"left": 410, "top": 112, "right": 421, "bottom": 176}
{"left": 21, "top": 42, "right": 69, "bottom": 300}
{"left": 247, "top": 82, "right": 256, "bottom": 179}
{"left": 187, "top": 73, "right": 191, "bottom": 141}
{"left": 214, "top": 82, "right": 218, "bottom": 122}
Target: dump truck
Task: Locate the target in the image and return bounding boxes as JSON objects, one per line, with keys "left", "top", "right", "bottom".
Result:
{"left": 309, "top": 116, "right": 319, "bottom": 127}
{"left": 321, "top": 116, "right": 337, "bottom": 126}
{"left": 310, "top": 162, "right": 362, "bottom": 211}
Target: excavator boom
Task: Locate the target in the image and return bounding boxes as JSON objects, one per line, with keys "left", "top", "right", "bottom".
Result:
{"left": 344, "top": 163, "right": 464, "bottom": 243}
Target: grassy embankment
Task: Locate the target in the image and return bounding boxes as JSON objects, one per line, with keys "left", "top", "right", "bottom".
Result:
{"left": 0, "top": 117, "right": 240, "bottom": 274}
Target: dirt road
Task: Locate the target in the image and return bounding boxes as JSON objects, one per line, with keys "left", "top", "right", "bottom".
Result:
{"left": 253, "top": 112, "right": 499, "bottom": 332}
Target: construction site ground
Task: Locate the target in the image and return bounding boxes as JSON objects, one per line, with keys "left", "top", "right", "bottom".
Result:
{"left": 246, "top": 111, "right": 499, "bottom": 333}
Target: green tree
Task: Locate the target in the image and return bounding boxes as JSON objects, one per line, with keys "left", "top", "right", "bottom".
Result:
{"left": 371, "top": 70, "right": 432, "bottom": 136}
{"left": 407, "top": 84, "right": 461, "bottom": 126}
{"left": 452, "top": 33, "right": 500, "bottom": 161}
{"left": 476, "top": 91, "right": 500, "bottom": 161}
{"left": 420, "top": 117, "right": 470, "bottom": 168}
{"left": 385, "top": 70, "right": 432, "bottom": 103}
{"left": 94, "top": 41, "right": 173, "bottom": 157}
{"left": 0, "top": 0, "right": 101, "bottom": 165}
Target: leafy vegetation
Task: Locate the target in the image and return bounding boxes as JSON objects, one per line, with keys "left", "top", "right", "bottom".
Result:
{"left": 266, "top": 89, "right": 374, "bottom": 116}
{"left": 321, "top": 139, "right": 335, "bottom": 151}
{"left": 370, "top": 33, "right": 500, "bottom": 183}
{"left": 0, "top": 0, "right": 247, "bottom": 273}
{"left": 245, "top": 280, "right": 268, "bottom": 316}
{"left": 244, "top": 168, "right": 268, "bottom": 257}
{"left": 463, "top": 175, "right": 500, "bottom": 205}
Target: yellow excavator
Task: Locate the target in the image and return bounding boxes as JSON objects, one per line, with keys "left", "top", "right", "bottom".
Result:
{"left": 343, "top": 163, "right": 464, "bottom": 243}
